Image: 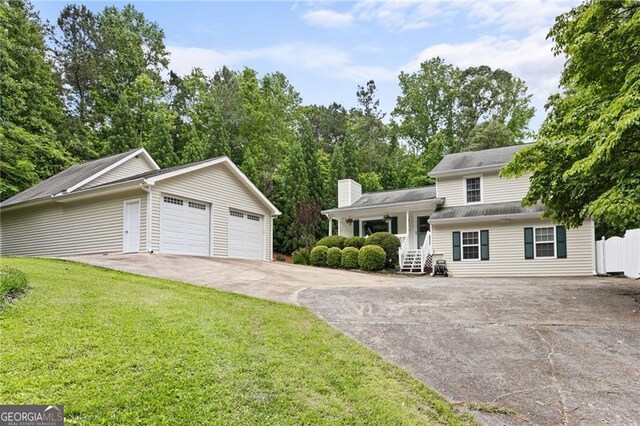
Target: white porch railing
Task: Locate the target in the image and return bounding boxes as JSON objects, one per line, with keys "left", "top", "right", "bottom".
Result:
{"left": 397, "top": 231, "right": 432, "bottom": 273}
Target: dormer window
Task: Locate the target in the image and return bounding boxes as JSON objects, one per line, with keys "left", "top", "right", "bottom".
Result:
{"left": 465, "top": 176, "right": 482, "bottom": 203}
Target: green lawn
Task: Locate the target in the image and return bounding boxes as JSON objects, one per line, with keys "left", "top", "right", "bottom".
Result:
{"left": 0, "top": 258, "right": 474, "bottom": 425}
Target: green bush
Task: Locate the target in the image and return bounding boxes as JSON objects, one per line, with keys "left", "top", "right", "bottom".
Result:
{"left": 310, "top": 246, "right": 329, "bottom": 267}
{"left": 327, "top": 247, "right": 343, "bottom": 269}
{"left": 363, "top": 232, "right": 401, "bottom": 264}
{"left": 358, "top": 245, "right": 386, "bottom": 272}
{"left": 1, "top": 267, "right": 29, "bottom": 302}
{"left": 315, "top": 235, "right": 346, "bottom": 249}
{"left": 342, "top": 247, "right": 359, "bottom": 269}
{"left": 344, "top": 236, "right": 366, "bottom": 249}
{"left": 292, "top": 248, "right": 310, "bottom": 265}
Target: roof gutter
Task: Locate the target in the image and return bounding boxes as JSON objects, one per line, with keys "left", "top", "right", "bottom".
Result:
{"left": 429, "top": 211, "right": 543, "bottom": 225}
{"left": 0, "top": 179, "right": 146, "bottom": 212}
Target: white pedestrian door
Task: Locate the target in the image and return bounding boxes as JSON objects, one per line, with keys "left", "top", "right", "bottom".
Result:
{"left": 228, "top": 210, "right": 263, "bottom": 260}
{"left": 159, "top": 195, "right": 210, "bottom": 256}
{"left": 123, "top": 200, "right": 140, "bottom": 253}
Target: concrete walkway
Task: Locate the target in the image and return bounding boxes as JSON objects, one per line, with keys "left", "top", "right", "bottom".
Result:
{"left": 63, "top": 253, "right": 410, "bottom": 304}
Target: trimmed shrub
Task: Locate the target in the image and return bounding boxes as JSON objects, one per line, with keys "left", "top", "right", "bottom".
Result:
{"left": 275, "top": 253, "right": 286, "bottom": 262}
{"left": 292, "top": 248, "right": 310, "bottom": 265}
{"left": 363, "top": 232, "right": 401, "bottom": 263}
{"left": 315, "top": 235, "right": 346, "bottom": 249}
{"left": 358, "top": 245, "right": 386, "bottom": 272}
{"left": 310, "top": 246, "right": 329, "bottom": 267}
{"left": 327, "top": 247, "right": 343, "bottom": 269}
{"left": 1, "top": 267, "right": 29, "bottom": 302}
{"left": 344, "top": 236, "right": 366, "bottom": 249}
{"left": 342, "top": 247, "right": 359, "bottom": 269}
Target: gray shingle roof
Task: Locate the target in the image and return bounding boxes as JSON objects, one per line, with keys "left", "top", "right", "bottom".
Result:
{"left": 1, "top": 149, "right": 141, "bottom": 208}
{"left": 429, "top": 144, "right": 529, "bottom": 176}
{"left": 429, "top": 201, "right": 544, "bottom": 221}
{"left": 323, "top": 186, "right": 438, "bottom": 214}
{"left": 351, "top": 186, "right": 437, "bottom": 207}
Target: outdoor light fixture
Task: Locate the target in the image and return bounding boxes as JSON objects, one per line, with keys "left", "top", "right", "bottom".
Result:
{"left": 383, "top": 214, "right": 392, "bottom": 222}
{"left": 500, "top": 219, "right": 510, "bottom": 223}
{"left": 346, "top": 218, "right": 353, "bottom": 224}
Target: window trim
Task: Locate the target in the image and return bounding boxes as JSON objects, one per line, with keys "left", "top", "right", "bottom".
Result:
{"left": 463, "top": 175, "right": 483, "bottom": 204}
{"left": 360, "top": 217, "right": 391, "bottom": 236}
{"left": 534, "top": 226, "right": 557, "bottom": 259}
{"left": 461, "top": 230, "right": 481, "bottom": 261}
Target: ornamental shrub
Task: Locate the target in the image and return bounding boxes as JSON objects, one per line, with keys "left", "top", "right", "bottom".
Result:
{"left": 310, "top": 246, "right": 329, "bottom": 267}
{"left": 315, "top": 235, "right": 346, "bottom": 249}
{"left": 344, "top": 236, "right": 366, "bottom": 249}
{"left": 358, "top": 245, "right": 386, "bottom": 272}
{"left": 327, "top": 247, "right": 343, "bottom": 269}
{"left": 292, "top": 248, "right": 310, "bottom": 265}
{"left": 342, "top": 247, "right": 359, "bottom": 269}
{"left": 363, "top": 232, "right": 401, "bottom": 263}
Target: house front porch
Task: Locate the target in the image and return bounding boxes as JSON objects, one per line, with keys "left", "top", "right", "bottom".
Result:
{"left": 324, "top": 202, "right": 438, "bottom": 273}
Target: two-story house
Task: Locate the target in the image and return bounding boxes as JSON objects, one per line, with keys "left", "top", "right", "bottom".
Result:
{"left": 321, "top": 144, "right": 596, "bottom": 277}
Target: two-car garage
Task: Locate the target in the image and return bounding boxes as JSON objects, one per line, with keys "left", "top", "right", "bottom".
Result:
{"left": 159, "top": 193, "right": 265, "bottom": 260}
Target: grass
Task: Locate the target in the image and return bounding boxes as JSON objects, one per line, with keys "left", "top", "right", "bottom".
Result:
{"left": 1, "top": 266, "right": 29, "bottom": 308}
{"left": 0, "top": 258, "right": 475, "bottom": 425}
{"left": 466, "top": 401, "right": 518, "bottom": 415}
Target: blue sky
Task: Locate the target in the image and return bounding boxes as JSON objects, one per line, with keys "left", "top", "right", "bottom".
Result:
{"left": 35, "top": 0, "right": 578, "bottom": 131}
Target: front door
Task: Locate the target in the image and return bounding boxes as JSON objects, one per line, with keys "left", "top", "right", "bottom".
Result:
{"left": 123, "top": 200, "right": 140, "bottom": 253}
{"left": 416, "top": 216, "right": 430, "bottom": 248}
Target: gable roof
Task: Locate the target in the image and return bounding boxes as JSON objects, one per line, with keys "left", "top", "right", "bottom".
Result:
{"left": 92, "top": 156, "right": 281, "bottom": 215}
{"left": 429, "top": 144, "right": 529, "bottom": 177}
{"left": 322, "top": 185, "right": 439, "bottom": 215}
{"left": 1, "top": 148, "right": 157, "bottom": 208}
{"left": 429, "top": 201, "right": 544, "bottom": 223}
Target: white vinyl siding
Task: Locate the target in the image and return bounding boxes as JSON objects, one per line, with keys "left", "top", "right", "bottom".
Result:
{"left": 431, "top": 218, "right": 595, "bottom": 277}
{"left": 0, "top": 190, "right": 147, "bottom": 256}
{"left": 150, "top": 163, "right": 272, "bottom": 261}
{"left": 80, "top": 156, "right": 155, "bottom": 190}
{"left": 438, "top": 172, "right": 532, "bottom": 207}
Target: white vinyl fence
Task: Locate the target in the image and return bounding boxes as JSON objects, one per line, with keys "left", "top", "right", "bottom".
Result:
{"left": 596, "top": 229, "right": 640, "bottom": 279}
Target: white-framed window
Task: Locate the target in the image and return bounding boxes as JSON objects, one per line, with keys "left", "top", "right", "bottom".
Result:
{"left": 462, "top": 231, "right": 480, "bottom": 260}
{"left": 535, "top": 227, "right": 556, "bottom": 258}
{"left": 465, "top": 176, "right": 482, "bottom": 203}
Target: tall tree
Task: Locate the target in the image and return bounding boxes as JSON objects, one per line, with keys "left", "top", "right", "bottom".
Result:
{"left": 53, "top": 4, "right": 99, "bottom": 159}
{"left": 0, "top": 0, "right": 70, "bottom": 200}
{"left": 502, "top": 0, "right": 640, "bottom": 235}
{"left": 393, "top": 57, "right": 534, "bottom": 160}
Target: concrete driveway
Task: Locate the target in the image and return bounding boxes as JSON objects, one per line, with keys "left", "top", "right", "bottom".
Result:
{"left": 66, "top": 253, "right": 640, "bottom": 425}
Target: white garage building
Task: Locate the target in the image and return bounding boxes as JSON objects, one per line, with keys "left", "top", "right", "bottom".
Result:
{"left": 0, "top": 148, "right": 280, "bottom": 260}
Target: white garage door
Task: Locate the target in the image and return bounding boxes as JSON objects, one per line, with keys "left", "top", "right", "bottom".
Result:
{"left": 160, "top": 195, "right": 210, "bottom": 256}
{"left": 228, "top": 210, "right": 264, "bottom": 260}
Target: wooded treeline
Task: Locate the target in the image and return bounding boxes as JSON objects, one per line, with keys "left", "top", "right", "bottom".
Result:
{"left": 1, "top": 0, "right": 536, "bottom": 253}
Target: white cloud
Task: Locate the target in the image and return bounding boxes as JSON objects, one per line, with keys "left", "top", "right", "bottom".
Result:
{"left": 168, "top": 43, "right": 352, "bottom": 76}
{"left": 353, "top": 1, "right": 446, "bottom": 31}
{"left": 467, "top": 0, "right": 576, "bottom": 31}
{"left": 302, "top": 9, "right": 353, "bottom": 28}
{"left": 402, "top": 27, "right": 564, "bottom": 113}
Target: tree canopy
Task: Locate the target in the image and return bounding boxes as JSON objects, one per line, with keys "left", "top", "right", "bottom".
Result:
{"left": 502, "top": 0, "right": 640, "bottom": 235}
{"left": 1, "top": 0, "right": 541, "bottom": 252}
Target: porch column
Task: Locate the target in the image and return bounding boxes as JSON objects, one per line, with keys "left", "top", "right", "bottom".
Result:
{"left": 405, "top": 211, "right": 410, "bottom": 237}
{"left": 328, "top": 216, "right": 333, "bottom": 236}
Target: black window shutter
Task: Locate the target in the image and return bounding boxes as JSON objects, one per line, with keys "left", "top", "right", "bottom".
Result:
{"left": 353, "top": 220, "right": 360, "bottom": 237}
{"left": 391, "top": 217, "right": 398, "bottom": 234}
{"left": 480, "top": 230, "right": 489, "bottom": 260}
{"left": 556, "top": 225, "right": 567, "bottom": 258}
{"left": 524, "top": 227, "right": 534, "bottom": 259}
{"left": 452, "top": 231, "right": 461, "bottom": 261}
